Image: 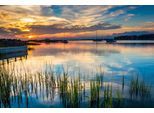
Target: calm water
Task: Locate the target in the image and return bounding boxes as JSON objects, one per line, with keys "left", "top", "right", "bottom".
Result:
{"left": 1, "top": 41, "right": 154, "bottom": 108}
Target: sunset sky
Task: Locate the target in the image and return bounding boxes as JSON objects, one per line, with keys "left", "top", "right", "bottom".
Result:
{"left": 0, "top": 5, "right": 154, "bottom": 40}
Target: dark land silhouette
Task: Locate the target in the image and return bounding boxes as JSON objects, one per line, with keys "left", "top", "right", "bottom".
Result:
{"left": 1, "top": 34, "right": 154, "bottom": 47}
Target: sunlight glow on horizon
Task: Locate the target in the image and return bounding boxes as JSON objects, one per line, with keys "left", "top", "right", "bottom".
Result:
{"left": 28, "top": 35, "right": 35, "bottom": 39}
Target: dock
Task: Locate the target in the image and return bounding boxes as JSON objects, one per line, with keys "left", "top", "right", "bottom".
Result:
{"left": 0, "top": 46, "right": 28, "bottom": 64}
{"left": 0, "top": 46, "right": 28, "bottom": 54}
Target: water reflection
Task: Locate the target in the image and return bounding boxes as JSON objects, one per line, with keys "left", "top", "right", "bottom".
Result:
{"left": 0, "top": 41, "right": 154, "bottom": 108}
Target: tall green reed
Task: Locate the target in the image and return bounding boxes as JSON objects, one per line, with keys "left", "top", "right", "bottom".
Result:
{"left": 129, "top": 76, "right": 151, "bottom": 100}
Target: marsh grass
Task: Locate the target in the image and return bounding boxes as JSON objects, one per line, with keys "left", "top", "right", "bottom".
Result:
{"left": 57, "top": 72, "right": 69, "bottom": 107}
{"left": 129, "top": 76, "right": 151, "bottom": 100}
{"left": 122, "top": 74, "right": 125, "bottom": 92}
{"left": 103, "top": 84, "right": 113, "bottom": 108}
{"left": 115, "top": 89, "right": 123, "bottom": 107}
{"left": 0, "top": 66, "right": 12, "bottom": 107}
{"left": 0, "top": 64, "right": 57, "bottom": 107}
{"left": 89, "top": 76, "right": 101, "bottom": 107}
{"left": 0, "top": 63, "right": 152, "bottom": 108}
{"left": 57, "top": 71, "right": 85, "bottom": 107}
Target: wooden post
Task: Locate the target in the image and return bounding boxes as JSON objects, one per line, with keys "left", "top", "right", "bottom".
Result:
{"left": 2, "top": 60, "right": 5, "bottom": 65}
{"left": 7, "top": 59, "right": 9, "bottom": 64}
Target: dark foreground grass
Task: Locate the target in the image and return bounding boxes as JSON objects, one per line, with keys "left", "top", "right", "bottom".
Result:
{"left": 0, "top": 64, "right": 152, "bottom": 108}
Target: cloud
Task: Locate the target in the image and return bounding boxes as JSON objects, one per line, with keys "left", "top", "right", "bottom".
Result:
{"left": 0, "top": 5, "right": 42, "bottom": 16}
{"left": 0, "top": 27, "right": 20, "bottom": 39}
{"left": 0, "top": 27, "right": 10, "bottom": 34}
{"left": 107, "top": 10, "right": 125, "bottom": 17}
{"left": 142, "top": 22, "right": 154, "bottom": 28}
{"left": 0, "top": 26, "right": 27, "bottom": 35}
{"left": 112, "top": 31, "right": 153, "bottom": 37}
{"left": 124, "top": 14, "right": 135, "bottom": 22}
{"left": 0, "top": 5, "right": 153, "bottom": 39}
{"left": 28, "top": 22, "right": 121, "bottom": 34}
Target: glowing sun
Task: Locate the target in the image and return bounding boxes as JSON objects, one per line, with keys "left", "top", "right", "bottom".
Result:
{"left": 20, "top": 18, "right": 35, "bottom": 23}
{"left": 28, "top": 35, "right": 34, "bottom": 39}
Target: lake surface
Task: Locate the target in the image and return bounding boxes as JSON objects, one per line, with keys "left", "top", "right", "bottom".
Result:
{"left": 0, "top": 41, "right": 154, "bottom": 108}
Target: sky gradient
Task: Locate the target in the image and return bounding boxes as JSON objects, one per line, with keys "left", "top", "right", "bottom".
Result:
{"left": 0, "top": 5, "right": 154, "bottom": 40}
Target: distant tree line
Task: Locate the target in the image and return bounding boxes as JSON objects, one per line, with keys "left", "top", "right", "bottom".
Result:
{"left": 0, "top": 39, "right": 26, "bottom": 47}
{"left": 114, "top": 34, "right": 154, "bottom": 40}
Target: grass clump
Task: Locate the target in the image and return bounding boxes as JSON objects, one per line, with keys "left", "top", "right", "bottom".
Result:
{"left": 129, "top": 76, "right": 151, "bottom": 100}
{"left": 57, "top": 72, "right": 83, "bottom": 107}
{"left": 89, "top": 76, "right": 101, "bottom": 107}
{"left": 103, "top": 84, "right": 113, "bottom": 108}
{"left": 115, "top": 89, "right": 123, "bottom": 107}
{"left": 0, "top": 66, "right": 13, "bottom": 107}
